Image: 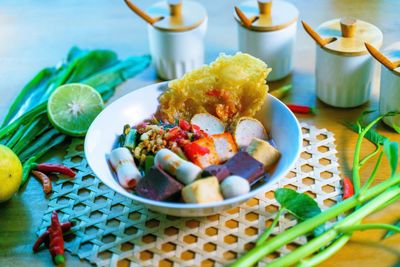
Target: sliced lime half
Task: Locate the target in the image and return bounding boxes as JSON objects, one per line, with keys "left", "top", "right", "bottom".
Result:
{"left": 48, "top": 83, "right": 104, "bottom": 136}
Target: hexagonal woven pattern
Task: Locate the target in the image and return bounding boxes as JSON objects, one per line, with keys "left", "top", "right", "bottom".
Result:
{"left": 37, "top": 123, "right": 342, "bottom": 266}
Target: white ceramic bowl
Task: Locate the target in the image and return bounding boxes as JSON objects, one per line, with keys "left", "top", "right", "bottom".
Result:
{"left": 85, "top": 82, "right": 302, "bottom": 217}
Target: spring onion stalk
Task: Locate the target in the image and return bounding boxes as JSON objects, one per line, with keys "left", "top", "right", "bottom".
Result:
{"left": 18, "top": 129, "right": 60, "bottom": 162}
{"left": 0, "top": 102, "right": 47, "bottom": 140}
{"left": 12, "top": 115, "right": 51, "bottom": 155}
{"left": 5, "top": 123, "right": 27, "bottom": 148}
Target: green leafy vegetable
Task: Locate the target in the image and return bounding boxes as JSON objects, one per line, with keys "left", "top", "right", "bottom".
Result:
{"left": 234, "top": 112, "right": 400, "bottom": 267}
{"left": 275, "top": 188, "right": 321, "bottom": 221}
{"left": 393, "top": 124, "right": 400, "bottom": 134}
{"left": 383, "top": 140, "right": 399, "bottom": 177}
{"left": 1, "top": 68, "right": 56, "bottom": 127}
{"left": 344, "top": 121, "right": 387, "bottom": 146}
{"left": 0, "top": 46, "right": 151, "bottom": 183}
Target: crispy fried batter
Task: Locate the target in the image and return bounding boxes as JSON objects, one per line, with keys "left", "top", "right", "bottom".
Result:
{"left": 158, "top": 53, "right": 271, "bottom": 124}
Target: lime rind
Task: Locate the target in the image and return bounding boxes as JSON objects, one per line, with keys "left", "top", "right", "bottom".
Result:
{"left": 47, "top": 83, "right": 104, "bottom": 136}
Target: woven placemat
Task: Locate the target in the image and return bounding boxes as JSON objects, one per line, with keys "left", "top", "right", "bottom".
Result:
{"left": 37, "top": 123, "right": 342, "bottom": 266}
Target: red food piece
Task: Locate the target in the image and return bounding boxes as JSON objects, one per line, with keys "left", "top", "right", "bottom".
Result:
{"left": 206, "top": 89, "right": 221, "bottom": 97}
{"left": 49, "top": 211, "right": 65, "bottom": 265}
{"left": 342, "top": 177, "right": 355, "bottom": 200}
{"left": 165, "top": 126, "right": 187, "bottom": 142}
{"left": 191, "top": 124, "right": 209, "bottom": 139}
{"left": 31, "top": 170, "right": 52, "bottom": 194}
{"left": 33, "top": 163, "right": 76, "bottom": 177}
{"left": 183, "top": 138, "right": 219, "bottom": 169}
{"left": 286, "top": 104, "right": 316, "bottom": 114}
{"left": 33, "top": 222, "right": 73, "bottom": 252}
{"left": 179, "top": 119, "right": 191, "bottom": 131}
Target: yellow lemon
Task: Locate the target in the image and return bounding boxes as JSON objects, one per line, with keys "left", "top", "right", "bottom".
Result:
{"left": 0, "top": 145, "right": 22, "bottom": 202}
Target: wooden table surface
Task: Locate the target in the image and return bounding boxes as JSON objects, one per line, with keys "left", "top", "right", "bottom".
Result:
{"left": 0, "top": 0, "right": 399, "bottom": 266}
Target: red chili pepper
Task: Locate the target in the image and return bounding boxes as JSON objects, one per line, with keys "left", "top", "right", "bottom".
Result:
{"left": 33, "top": 163, "right": 76, "bottom": 177}
{"left": 286, "top": 104, "right": 316, "bottom": 114}
{"left": 31, "top": 170, "right": 52, "bottom": 194}
{"left": 183, "top": 142, "right": 210, "bottom": 163}
{"left": 165, "top": 126, "right": 187, "bottom": 141}
{"left": 342, "top": 177, "right": 355, "bottom": 200}
{"left": 49, "top": 211, "right": 65, "bottom": 265}
{"left": 179, "top": 119, "right": 191, "bottom": 131}
{"left": 33, "top": 221, "right": 73, "bottom": 252}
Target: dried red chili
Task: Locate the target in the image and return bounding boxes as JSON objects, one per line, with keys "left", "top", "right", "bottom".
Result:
{"left": 33, "top": 163, "right": 76, "bottom": 177}
{"left": 48, "top": 211, "right": 65, "bottom": 264}
{"left": 286, "top": 104, "right": 316, "bottom": 114}
{"left": 33, "top": 221, "right": 73, "bottom": 252}
{"left": 31, "top": 170, "right": 52, "bottom": 194}
{"left": 342, "top": 177, "right": 355, "bottom": 200}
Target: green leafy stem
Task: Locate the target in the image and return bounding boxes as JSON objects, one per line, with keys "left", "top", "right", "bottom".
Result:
{"left": 233, "top": 111, "right": 400, "bottom": 267}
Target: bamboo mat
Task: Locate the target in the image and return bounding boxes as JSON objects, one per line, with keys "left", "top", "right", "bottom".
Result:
{"left": 37, "top": 123, "right": 342, "bottom": 266}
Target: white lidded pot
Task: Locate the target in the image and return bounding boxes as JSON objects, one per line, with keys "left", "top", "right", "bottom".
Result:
{"left": 234, "top": 0, "right": 299, "bottom": 81}
{"left": 366, "top": 42, "right": 400, "bottom": 130}
{"left": 144, "top": 0, "right": 207, "bottom": 80}
{"left": 305, "top": 18, "right": 383, "bottom": 108}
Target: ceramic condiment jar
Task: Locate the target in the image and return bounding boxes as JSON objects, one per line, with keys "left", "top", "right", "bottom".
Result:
{"left": 304, "top": 18, "right": 383, "bottom": 108}
{"left": 366, "top": 42, "right": 400, "bottom": 130}
{"left": 234, "top": 0, "right": 299, "bottom": 81}
{"left": 125, "top": 0, "right": 207, "bottom": 80}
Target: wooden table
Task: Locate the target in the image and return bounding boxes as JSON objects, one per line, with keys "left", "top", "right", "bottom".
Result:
{"left": 0, "top": 0, "right": 399, "bottom": 266}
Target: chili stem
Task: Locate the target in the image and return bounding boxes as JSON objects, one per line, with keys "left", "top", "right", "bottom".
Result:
{"left": 256, "top": 208, "right": 283, "bottom": 246}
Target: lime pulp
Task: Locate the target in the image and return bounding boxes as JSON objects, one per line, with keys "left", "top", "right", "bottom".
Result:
{"left": 47, "top": 83, "right": 104, "bottom": 136}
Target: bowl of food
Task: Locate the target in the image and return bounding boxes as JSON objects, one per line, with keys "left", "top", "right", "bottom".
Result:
{"left": 85, "top": 53, "right": 302, "bottom": 217}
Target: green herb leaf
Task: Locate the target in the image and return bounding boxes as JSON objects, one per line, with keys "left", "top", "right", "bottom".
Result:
{"left": 383, "top": 140, "right": 399, "bottom": 177}
{"left": 382, "top": 220, "right": 400, "bottom": 240}
{"left": 344, "top": 121, "right": 388, "bottom": 146}
{"left": 275, "top": 188, "right": 321, "bottom": 221}
{"left": 393, "top": 123, "right": 400, "bottom": 134}
{"left": 275, "top": 188, "right": 324, "bottom": 237}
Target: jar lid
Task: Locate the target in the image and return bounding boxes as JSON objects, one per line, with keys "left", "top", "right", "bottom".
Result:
{"left": 146, "top": 0, "right": 207, "bottom": 32}
{"left": 233, "top": 0, "right": 299, "bottom": 31}
{"left": 382, "top": 42, "right": 400, "bottom": 74}
{"left": 317, "top": 18, "right": 383, "bottom": 56}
